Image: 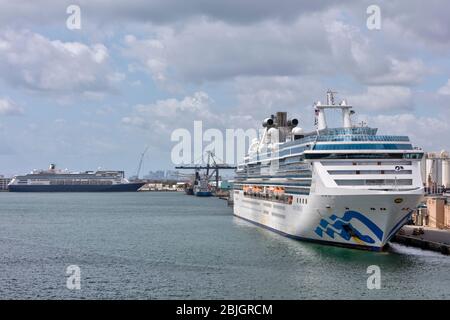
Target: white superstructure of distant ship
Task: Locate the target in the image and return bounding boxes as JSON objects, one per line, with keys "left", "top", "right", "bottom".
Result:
{"left": 233, "top": 90, "right": 424, "bottom": 251}
{"left": 193, "top": 173, "right": 213, "bottom": 197}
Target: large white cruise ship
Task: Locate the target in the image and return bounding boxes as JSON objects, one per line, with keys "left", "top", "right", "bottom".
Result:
{"left": 233, "top": 91, "right": 424, "bottom": 251}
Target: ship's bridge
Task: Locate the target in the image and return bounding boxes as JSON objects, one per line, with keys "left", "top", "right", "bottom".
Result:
{"left": 301, "top": 127, "right": 423, "bottom": 191}
{"left": 280, "top": 126, "right": 412, "bottom": 151}
{"left": 300, "top": 126, "right": 420, "bottom": 155}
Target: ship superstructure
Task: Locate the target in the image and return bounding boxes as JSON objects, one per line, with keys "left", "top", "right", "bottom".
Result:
{"left": 233, "top": 91, "right": 424, "bottom": 251}
{"left": 8, "top": 164, "right": 145, "bottom": 192}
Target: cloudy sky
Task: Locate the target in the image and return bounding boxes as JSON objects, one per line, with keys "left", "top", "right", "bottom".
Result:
{"left": 1, "top": 0, "right": 450, "bottom": 176}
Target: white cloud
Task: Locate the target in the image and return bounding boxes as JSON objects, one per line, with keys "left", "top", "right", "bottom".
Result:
{"left": 0, "top": 1, "right": 346, "bottom": 27}
{"left": 438, "top": 79, "right": 450, "bottom": 95}
{"left": 233, "top": 77, "right": 418, "bottom": 131}
{"left": 381, "top": 1, "right": 450, "bottom": 50}
{"left": 325, "top": 21, "right": 428, "bottom": 85}
{"left": 234, "top": 76, "right": 324, "bottom": 128}
{"left": 2, "top": 0, "right": 449, "bottom": 54}
{"left": 365, "top": 113, "right": 450, "bottom": 152}
{"left": 122, "top": 12, "right": 428, "bottom": 90}
{"left": 122, "top": 17, "right": 333, "bottom": 85}
{"left": 346, "top": 86, "right": 413, "bottom": 111}
{"left": 122, "top": 91, "right": 221, "bottom": 134}
{"left": 0, "top": 98, "right": 24, "bottom": 115}
{"left": 365, "top": 59, "right": 429, "bottom": 86}
{"left": 123, "top": 33, "right": 169, "bottom": 86}
{"left": 0, "top": 29, "right": 121, "bottom": 97}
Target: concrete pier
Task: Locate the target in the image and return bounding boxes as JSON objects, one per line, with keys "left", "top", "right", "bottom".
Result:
{"left": 392, "top": 225, "right": 450, "bottom": 255}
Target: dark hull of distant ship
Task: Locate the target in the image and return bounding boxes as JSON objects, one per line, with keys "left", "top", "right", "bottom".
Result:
{"left": 8, "top": 182, "right": 145, "bottom": 192}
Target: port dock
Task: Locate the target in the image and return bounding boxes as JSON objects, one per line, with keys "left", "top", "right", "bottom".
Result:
{"left": 392, "top": 225, "right": 450, "bottom": 254}
{"left": 390, "top": 194, "right": 450, "bottom": 254}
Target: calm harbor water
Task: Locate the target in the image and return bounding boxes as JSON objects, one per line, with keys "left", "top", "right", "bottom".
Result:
{"left": 0, "top": 192, "right": 449, "bottom": 299}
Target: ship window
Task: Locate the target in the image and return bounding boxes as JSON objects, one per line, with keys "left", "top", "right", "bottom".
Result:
{"left": 328, "top": 170, "right": 355, "bottom": 175}
{"left": 383, "top": 170, "right": 412, "bottom": 174}
{"left": 335, "top": 179, "right": 413, "bottom": 186}
{"left": 403, "top": 153, "right": 423, "bottom": 159}
{"left": 365, "top": 179, "right": 385, "bottom": 185}
{"left": 335, "top": 180, "right": 365, "bottom": 185}
{"left": 328, "top": 170, "right": 412, "bottom": 175}
{"left": 321, "top": 161, "right": 354, "bottom": 166}
{"left": 313, "top": 143, "right": 413, "bottom": 150}
{"left": 305, "top": 153, "right": 420, "bottom": 160}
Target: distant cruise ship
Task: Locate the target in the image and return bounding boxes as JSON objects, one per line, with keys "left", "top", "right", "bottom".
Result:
{"left": 233, "top": 91, "right": 424, "bottom": 251}
{"left": 8, "top": 164, "right": 145, "bottom": 192}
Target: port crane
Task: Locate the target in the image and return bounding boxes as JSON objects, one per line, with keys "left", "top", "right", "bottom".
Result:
{"left": 134, "top": 146, "right": 149, "bottom": 180}
{"left": 175, "top": 151, "right": 236, "bottom": 191}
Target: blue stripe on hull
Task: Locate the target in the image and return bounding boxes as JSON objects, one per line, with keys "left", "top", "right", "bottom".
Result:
{"left": 234, "top": 214, "right": 383, "bottom": 252}
{"left": 8, "top": 183, "right": 145, "bottom": 192}
{"left": 195, "top": 191, "right": 213, "bottom": 197}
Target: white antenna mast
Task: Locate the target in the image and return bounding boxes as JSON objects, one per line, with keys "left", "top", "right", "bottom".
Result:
{"left": 326, "top": 89, "right": 337, "bottom": 105}
{"left": 314, "top": 90, "right": 353, "bottom": 130}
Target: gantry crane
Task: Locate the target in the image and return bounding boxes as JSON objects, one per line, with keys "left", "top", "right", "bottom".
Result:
{"left": 175, "top": 151, "right": 236, "bottom": 191}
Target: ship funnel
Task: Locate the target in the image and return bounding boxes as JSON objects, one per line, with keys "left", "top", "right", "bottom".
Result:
{"left": 276, "top": 112, "right": 287, "bottom": 127}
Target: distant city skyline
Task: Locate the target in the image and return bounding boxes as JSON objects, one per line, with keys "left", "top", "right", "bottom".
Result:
{"left": 1, "top": 1, "right": 450, "bottom": 176}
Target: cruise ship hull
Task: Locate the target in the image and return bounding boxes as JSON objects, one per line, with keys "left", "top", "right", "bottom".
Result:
{"left": 233, "top": 191, "right": 423, "bottom": 251}
{"left": 8, "top": 182, "right": 145, "bottom": 192}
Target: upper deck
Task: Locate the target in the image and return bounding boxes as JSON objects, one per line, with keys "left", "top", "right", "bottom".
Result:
{"left": 242, "top": 126, "right": 420, "bottom": 166}
{"left": 235, "top": 91, "right": 424, "bottom": 192}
